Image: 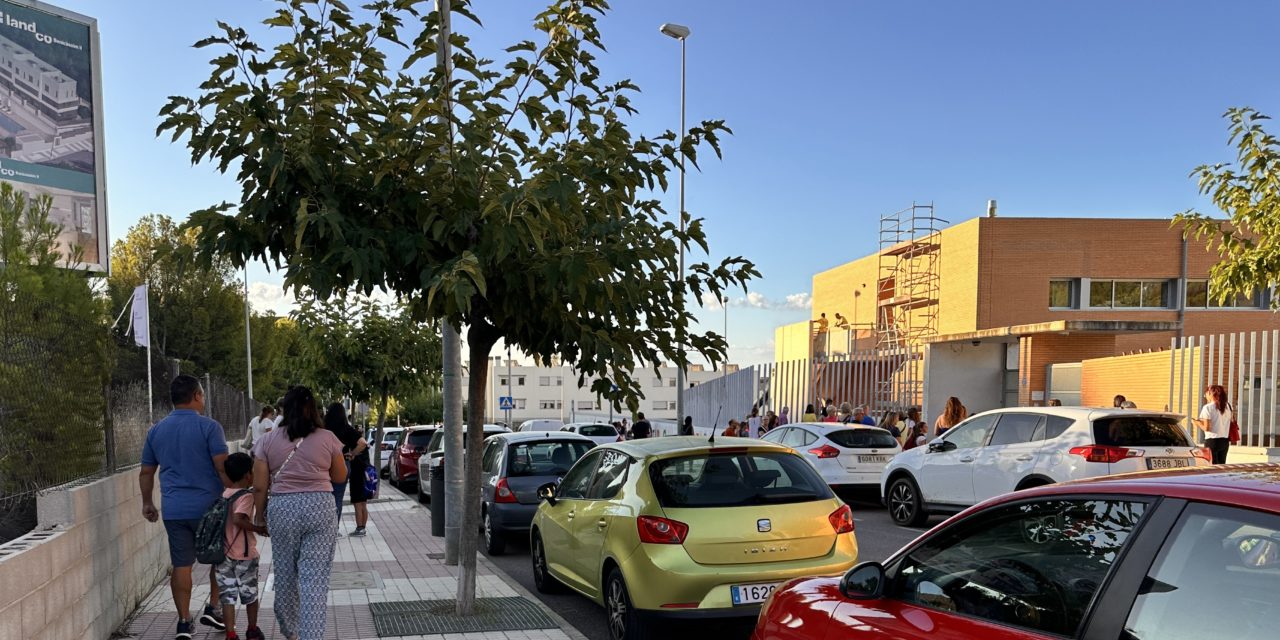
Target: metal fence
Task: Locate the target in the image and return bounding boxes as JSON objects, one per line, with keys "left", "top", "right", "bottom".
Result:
{"left": 684, "top": 349, "right": 922, "bottom": 429}
{"left": 1170, "top": 331, "right": 1280, "bottom": 447}
{"left": 0, "top": 291, "right": 262, "bottom": 543}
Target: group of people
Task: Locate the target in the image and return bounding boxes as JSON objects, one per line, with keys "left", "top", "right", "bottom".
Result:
{"left": 141, "top": 376, "right": 374, "bottom": 640}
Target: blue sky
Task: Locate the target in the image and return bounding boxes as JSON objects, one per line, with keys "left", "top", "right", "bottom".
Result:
{"left": 57, "top": 0, "right": 1280, "bottom": 365}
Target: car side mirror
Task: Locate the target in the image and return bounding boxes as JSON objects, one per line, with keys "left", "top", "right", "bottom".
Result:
{"left": 840, "top": 562, "right": 885, "bottom": 600}
{"left": 927, "top": 440, "right": 954, "bottom": 453}
{"left": 537, "top": 482, "right": 558, "bottom": 506}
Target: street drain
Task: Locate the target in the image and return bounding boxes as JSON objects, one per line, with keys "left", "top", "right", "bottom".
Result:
{"left": 369, "top": 597, "right": 557, "bottom": 636}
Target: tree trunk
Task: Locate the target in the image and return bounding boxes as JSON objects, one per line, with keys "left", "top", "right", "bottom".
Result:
{"left": 442, "top": 322, "right": 464, "bottom": 565}
{"left": 457, "top": 323, "right": 498, "bottom": 615}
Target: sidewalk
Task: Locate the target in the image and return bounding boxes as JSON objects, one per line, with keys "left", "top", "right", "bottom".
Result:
{"left": 119, "top": 491, "right": 585, "bottom": 640}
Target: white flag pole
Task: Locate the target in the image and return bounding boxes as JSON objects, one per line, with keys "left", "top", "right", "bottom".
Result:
{"left": 145, "top": 281, "right": 153, "bottom": 425}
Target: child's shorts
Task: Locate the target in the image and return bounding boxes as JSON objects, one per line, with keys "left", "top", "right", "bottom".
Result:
{"left": 216, "top": 557, "right": 260, "bottom": 605}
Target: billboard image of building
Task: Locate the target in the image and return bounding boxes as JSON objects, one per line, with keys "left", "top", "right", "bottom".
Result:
{"left": 0, "top": 0, "right": 105, "bottom": 271}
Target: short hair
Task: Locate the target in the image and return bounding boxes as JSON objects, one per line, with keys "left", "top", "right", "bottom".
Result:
{"left": 225, "top": 452, "right": 253, "bottom": 483}
{"left": 637, "top": 412, "right": 646, "bottom": 420}
{"left": 170, "top": 375, "right": 202, "bottom": 406}
{"left": 1120, "top": 400, "right": 1138, "bottom": 409}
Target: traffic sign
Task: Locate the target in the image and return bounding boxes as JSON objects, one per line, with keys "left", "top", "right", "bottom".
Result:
{"left": 499, "top": 396, "right": 514, "bottom": 411}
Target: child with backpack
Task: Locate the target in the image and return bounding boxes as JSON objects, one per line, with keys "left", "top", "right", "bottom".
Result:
{"left": 213, "top": 453, "right": 267, "bottom": 640}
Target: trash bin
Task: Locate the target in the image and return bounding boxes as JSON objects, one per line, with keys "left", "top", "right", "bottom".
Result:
{"left": 430, "top": 463, "right": 445, "bottom": 537}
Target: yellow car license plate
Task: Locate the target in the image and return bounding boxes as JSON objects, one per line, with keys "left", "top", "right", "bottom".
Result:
{"left": 731, "top": 582, "right": 780, "bottom": 605}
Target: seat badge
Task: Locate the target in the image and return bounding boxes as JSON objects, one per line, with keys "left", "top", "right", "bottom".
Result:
{"left": 757, "top": 518, "right": 771, "bottom": 533}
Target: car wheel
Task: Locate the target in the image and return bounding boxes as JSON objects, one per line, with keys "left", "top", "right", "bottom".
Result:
{"left": 483, "top": 509, "right": 506, "bottom": 555}
{"left": 605, "top": 568, "right": 650, "bottom": 640}
{"left": 417, "top": 488, "right": 427, "bottom": 504}
{"left": 887, "top": 476, "right": 928, "bottom": 527}
{"left": 531, "top": 532, "right": 563, "bottom": 594}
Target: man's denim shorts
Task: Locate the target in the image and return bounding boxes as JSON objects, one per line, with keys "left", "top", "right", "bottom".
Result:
{"left": 163, "top": 518, "right": 203, "bottom": 568}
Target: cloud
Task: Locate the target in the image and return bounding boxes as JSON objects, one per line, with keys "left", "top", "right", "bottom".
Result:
{"left": 783, "top": 292, "right": 812, "bottom": 309}
{"left": 699, "top": 291, "right": 812, "bottom": 311}
{"left": 248, "top": 282, "right": 297, "bottom": 316}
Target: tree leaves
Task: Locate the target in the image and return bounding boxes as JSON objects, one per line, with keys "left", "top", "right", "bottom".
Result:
{"left": 1174, "top": 107, "right": 1280, "bottom": 308}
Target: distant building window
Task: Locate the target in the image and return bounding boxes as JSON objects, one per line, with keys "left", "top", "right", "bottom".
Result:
{"left": 499, "top": 377, "right": 508, "bottom": 386}
{"left": 540, "top": 400, "right": 562, "bottom": 410}
{"left": 539, "top": 376, "right": 551, "bottom": 386}
{"left": 1049, "top": 280, "right": 1075, "bottom": 308}
{"left": 576, "top": 400, "right": 596, "bottom": 410}
{"left": 514, "top": 399, "right": 526, "bottom": 410}
{"left": 1185, "top": 280, "right": 1262, "bottom": 309}
{"left": 653, "top": 378, "right": 664, "bottom": 387}
{"left": 652, "top": 400, "right": 668, "bottom": 410}
{"left": 516, "top": 376, "right": 526, "bottom": 386}
{"left": 668, "top": 378, "right": 677, "bottom": 387}
{"left": 555, "top": 376, "right": 563, "bottom": 386}
{"left": 1089, "top": 280, "right": 1171, "bottom": 309}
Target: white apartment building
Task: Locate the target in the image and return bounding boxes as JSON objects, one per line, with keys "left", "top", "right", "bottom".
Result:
{"left": 464, "top": 358, "right": 738, "bottom": 425}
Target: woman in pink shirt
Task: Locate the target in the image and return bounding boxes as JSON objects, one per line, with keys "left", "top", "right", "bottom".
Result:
{"left": 252, "top": 386, "right": 345, "bottom": 640}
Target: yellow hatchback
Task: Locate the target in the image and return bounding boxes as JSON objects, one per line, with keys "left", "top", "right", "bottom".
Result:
{"left": 529, "top": 436, "right": 859, "bottom": 639}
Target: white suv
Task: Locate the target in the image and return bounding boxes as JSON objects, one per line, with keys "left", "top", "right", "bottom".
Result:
{"left": 880, "top": 407, "right": 1211, "bottom": 527}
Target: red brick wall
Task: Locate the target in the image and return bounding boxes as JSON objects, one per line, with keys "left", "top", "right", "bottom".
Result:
{"left": 1019, "top": 334, "right": 1118, "bottom": 406}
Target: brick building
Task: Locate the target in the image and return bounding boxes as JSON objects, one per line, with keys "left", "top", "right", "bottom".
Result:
{"left": 775, "top": 213, "right": 1279, "bottom": 421}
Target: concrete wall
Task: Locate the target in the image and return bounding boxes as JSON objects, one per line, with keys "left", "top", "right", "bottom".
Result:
{"left": 0, "top": 468, "right": 169, "bottom": 640}
{"left": 924, "top": 341, "right": 1006, "bottom": 424}
{"left": 1081, "top": 348, "right": 1201, "bottom": 415}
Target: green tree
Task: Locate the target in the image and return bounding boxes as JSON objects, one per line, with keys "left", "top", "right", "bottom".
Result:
{"left": 107, "top": 214, "right": 249, "bottom": 385}
{"left": 0, "top": 183, "right": 110, "bottom": 538}
{"left": 1176, "top": 107, "right": 1280, "bottom": 306}
{"left": 399, "top": 387, "right": 444, "bottom": 424}
{"left": 292, "top": 294, "right": 441, "bottom": 449}
{"left": 160, "top": 0, "right": 756, "bottom": 612}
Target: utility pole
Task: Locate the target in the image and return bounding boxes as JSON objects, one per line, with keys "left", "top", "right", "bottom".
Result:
{"left": 438, "top": 0, "right": 464, "bottom": 568}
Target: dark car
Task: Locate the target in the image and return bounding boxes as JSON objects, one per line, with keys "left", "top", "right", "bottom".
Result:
{"left": 478, "top": 431, "right": 594, "bottom": 554}
{"left": 389, "top": 425, "right": 438, "bottom": 490}
{"left": 754, "top": 463, "right": 1280, "bottom": 640}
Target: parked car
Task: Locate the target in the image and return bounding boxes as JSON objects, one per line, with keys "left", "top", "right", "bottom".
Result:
{"left": 479, "top": 431, "right": 595, "bottom": 554}
{"left": 880, "top": 407, "right": 1211, "bottom": 527}
{"left": 529, "top": 436, "right": 859, "bottom": 640}
{"left": 376, "top": 427, "right": 405, "bottom": 477}
{"left": 754, "top": 464, "right": 1280, "bottom": 640}
{"left": 562, "top": 422, "right": 623, "bottom": 447}
{"left": 517, "top": 419, "right": 565, "bottom": 432}
{"left": 389, "top": 425, "right": 439, "bottom": 490}
{"left": 761, "top": 423, "right": 900, "bottom": 491}
{"left": 417, "top": 424, "right": 510, "bottom": 503}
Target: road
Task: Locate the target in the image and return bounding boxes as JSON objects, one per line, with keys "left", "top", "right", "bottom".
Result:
{"left": 392, "top": 485, "right": 943, "bottom": 640}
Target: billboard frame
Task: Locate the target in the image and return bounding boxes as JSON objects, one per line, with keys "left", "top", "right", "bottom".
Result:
{"left": 0, "top": 0, "right": 108, "bottom": 274}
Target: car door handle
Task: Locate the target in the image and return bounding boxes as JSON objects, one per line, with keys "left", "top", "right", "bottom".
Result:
{"left": 1016, "top": 455, "right": 1034, "bottom": 462}
{"left": 597, "top": 518, "right": 608, "bottom": 529}
{"left": 960, "top": 456, "right": 975, "bottom": 463}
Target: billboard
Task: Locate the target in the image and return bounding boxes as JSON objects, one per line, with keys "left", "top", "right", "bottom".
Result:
{"left": 0, "top": 0, "right": 105, "bottom": 271}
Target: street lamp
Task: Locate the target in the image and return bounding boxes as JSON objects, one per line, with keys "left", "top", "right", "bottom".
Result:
{"left": 660, "top": 21, "right": 690, "bottom": 426}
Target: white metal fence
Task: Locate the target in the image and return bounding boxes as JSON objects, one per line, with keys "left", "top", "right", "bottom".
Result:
{"left": 1170, "top": 331, "right": 1280, "bottom": 447}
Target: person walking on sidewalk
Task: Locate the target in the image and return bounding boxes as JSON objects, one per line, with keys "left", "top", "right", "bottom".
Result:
{"left": 252, "top": 386, "right": 347, "bottom": 640}
{"left": 216, "top": 453, "right": 266, "bottom": 640}
{"left": 242, "top": 406, "right": 274, "bottom": 451}
{"left": 630, "top": 413, "right": 652, "bottom": 439}
{"left": 324, "top": 402, "right": 372, "bottom": 535}
{"left": 139, "top": 374, "right": 232, "bottom": 640}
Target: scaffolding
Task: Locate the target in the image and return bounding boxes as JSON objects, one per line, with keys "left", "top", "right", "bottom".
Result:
{"left": 873, "top": 203, "right": 945, "bottom": 412}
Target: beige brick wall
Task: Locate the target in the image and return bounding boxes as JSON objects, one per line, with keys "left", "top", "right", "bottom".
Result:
{"left": 1080, "top": 349, "right": 1200, "bottom": 412}
{"left": 0, "top": 469, "right": 170, "bottom": 640}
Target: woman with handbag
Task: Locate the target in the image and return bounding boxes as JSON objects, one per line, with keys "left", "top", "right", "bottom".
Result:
{"left": 1195, "top": 384, "right": 1234, "bottom": 464}
{"left": 252, "top": 386, "right": 346, "bottom": 640}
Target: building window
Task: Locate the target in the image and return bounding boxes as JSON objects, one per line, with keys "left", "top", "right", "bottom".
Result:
{"left": 1089, "top": 280, "right": 1171, "bottom": 309}
{"left": 1184, "top": 280, "right": 1263, "bottom": 309}
{"left": 652, "top": 400, "right": 669, "bottom": 411}
{"left": 539, "top": 400, "right": 562, "bottom": 410}
{"left": 539, "top": 376, "right": 551, "bottom": 386}
{"left": 576, "top": 400, "right": 596, "bottom": 410}
{"left": 513, "top": 399, "right": 526, "bottom": 410}
{"left": 668, "top": 378, "right": 677, "bottom": 387}
{"left": 499, "top": 377, "right": 508, "bottom": 386}
{"left": 555, "top": 376, "right": 563, "bottom": 386}
{"left": 1049, "top": 280, "right": 1076, "bottom": 308}
{"left": 653, "top": 378, "right": 664, "bottom": 387}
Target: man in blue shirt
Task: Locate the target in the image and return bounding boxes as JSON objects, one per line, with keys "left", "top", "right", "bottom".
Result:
{"left": 853, "top": 405, "right": 877, "bottom": 426}
{"left": 140, "top": 375, "right": 231, "bottom": 640}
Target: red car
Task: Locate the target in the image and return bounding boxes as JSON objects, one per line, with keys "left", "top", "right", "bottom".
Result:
{"left": 754, "top": 464, "right": 1280, "bottom": 640}
{"left": 389, "top": 426, "right": 437, "bottom": 489}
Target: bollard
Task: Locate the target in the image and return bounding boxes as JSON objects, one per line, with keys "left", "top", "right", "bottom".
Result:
{"left": 430, "top": 463, "right": 446, "bottom": 537}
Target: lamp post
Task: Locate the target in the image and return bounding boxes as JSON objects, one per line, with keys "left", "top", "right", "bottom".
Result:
{"left": 660, "top": 21, "right": 690, "bottom": 427}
